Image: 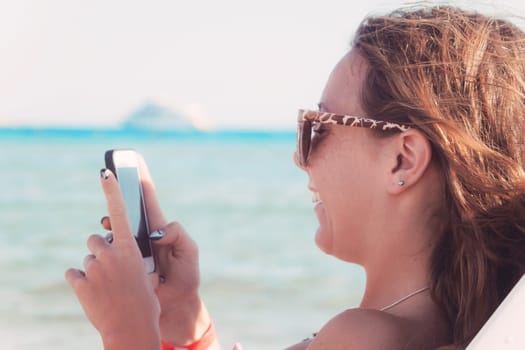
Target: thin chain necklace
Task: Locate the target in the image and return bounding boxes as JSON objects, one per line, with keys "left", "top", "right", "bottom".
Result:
{"left": 302, "top": 286, "right": 430, "bottom": 342}
{"left": 379, "top": 286, "right": 430, "bottom": 311}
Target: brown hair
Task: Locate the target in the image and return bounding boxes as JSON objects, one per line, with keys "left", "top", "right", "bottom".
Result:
{"left": 353, "top": 5, "right": 525, "bottom": 347}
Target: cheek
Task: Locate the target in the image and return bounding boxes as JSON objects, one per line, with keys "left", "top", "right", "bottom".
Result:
{"left": 309, "top": 168, "right": 352, "bottom": 255}
{"left": 313, "top": 161, "right": 379, "bottom": 261}
{"left": 308, "top": 133, "right": 383, "bottom": 257}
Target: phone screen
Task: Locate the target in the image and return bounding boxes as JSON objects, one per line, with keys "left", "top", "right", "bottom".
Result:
{"left": 115, "top": 166, "right": 152, "bottom": 258}
{"left": 105, "top": 149, "right": 155, "bottom": 273}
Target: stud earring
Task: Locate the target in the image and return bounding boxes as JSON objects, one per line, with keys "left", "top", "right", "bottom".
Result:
{"left": 398, "top": 180, "right": 405, "bottom": 186}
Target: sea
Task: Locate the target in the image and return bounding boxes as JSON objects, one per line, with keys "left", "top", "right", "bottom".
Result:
{"left": 0, "top": 128, "right": 365, "bottom": 350}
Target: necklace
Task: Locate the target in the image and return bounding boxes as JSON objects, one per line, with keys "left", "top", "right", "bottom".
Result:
{"left": 301, "top": 286, "right": 430, "bottom": 342}
{"left": 379, "top": 286, "right": 430, "bottom": 311}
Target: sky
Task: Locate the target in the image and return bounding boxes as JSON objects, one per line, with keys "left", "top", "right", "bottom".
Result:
{"left": 1, "top": 0, "right": 524, "bottom": 130}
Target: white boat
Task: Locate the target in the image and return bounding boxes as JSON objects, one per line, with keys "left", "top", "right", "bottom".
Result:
{"left": 121, "top": 102, "right": 196, "bottom": 131}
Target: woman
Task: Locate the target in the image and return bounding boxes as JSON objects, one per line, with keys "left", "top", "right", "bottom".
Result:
{"left": 65, "top": 5, "right": 525, "bottom": 350}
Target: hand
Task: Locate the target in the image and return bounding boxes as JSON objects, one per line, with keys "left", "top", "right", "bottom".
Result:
{"left": 65, "top": 169, "right": 160, "bottom": 350}
{"left": 152, "top": 222, "right": 212, "bottom": 345}
{"left": 101, "top": 155, "right": 213, "bottom": 346}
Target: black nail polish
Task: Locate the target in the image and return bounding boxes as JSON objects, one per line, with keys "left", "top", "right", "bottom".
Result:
{"left": 149, "top": 230, "right": 164, "bottom": 240}
{"left": 100, "top": 168, "right": 110, "bottom": 180}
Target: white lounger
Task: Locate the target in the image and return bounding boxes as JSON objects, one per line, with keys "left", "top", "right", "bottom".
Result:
{"left": 467, "top": 274, "right": 525, "bottom": 349}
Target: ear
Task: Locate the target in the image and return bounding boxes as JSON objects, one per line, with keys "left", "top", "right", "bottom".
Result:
{"left": 386, "top": 129, "right": 432, "bottom": 195}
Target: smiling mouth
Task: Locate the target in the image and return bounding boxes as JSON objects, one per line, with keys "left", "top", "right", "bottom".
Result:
{"left": 312, "top": 192, "right": 323, "bottom": 205}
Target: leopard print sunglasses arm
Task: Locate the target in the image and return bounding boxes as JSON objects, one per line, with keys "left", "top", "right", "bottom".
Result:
{"left": 297, "top": 109, "right": 411, "bottom": 132}
{"left": 296, "top": 109, "right": 411, "bottom": 167}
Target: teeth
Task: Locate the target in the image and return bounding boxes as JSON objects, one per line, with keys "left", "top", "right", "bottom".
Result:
{"left": 312, "top": 192, "right": 321, "bottom": 203}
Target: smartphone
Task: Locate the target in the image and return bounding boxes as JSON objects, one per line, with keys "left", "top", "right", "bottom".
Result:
{"left": 104, "top": 149, "right": 155, "bottom": 273}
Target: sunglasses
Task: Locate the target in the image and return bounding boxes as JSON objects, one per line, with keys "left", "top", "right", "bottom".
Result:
{"left": 296, "top": 109, "right": 411, "bottom": 167}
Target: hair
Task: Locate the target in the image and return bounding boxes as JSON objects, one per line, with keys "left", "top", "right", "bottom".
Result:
{"left": 353, "top": 5, "right": 525, "bottom": 347}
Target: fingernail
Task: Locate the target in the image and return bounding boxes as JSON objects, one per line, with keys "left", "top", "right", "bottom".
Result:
{"left": 100, "top": 168, "right": 110, "bottom": 180}
{"left": 100, "top": 216, "right": 107, "bottom": 224}
{"left": 149, "top": 229, "right": 164, "bottom": 240}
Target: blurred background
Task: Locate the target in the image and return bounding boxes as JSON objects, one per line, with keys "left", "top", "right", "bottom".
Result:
{"left": 1, "top": 0, "right": 523, "bottom": 349}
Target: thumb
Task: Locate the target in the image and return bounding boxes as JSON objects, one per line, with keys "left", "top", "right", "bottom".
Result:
{"left": 149, "top": 222, "right": 190, "bottom": 247}
{"left": 149, "top": 222, "right": 199, "bottom": 282}
{"left": 149, "top": 222, "right": 199, "bottom": 259}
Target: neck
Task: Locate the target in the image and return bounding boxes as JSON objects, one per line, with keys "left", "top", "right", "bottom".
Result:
{"left": 359, "top": 238, "right": 431, "bottom": 311}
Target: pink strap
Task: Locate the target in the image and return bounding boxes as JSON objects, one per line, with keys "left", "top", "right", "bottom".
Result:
{"left": 161, "top": 322, "right": 215, "bottom": 350}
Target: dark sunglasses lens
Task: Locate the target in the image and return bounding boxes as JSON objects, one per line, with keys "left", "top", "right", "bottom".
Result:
{"left": 298, "top": 121, "right": 311, "bottom": 166}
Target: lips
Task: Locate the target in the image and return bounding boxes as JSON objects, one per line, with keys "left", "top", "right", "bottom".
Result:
{"left": 312, "top": 191, "right": 322, "bottom": 205}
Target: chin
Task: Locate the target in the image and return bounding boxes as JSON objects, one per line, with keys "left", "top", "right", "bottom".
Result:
{"left": 315, "top": 227, "right": 363, "bottom": 263}
{"left": 314, "top": 226, "right": 334, "bottom": 255}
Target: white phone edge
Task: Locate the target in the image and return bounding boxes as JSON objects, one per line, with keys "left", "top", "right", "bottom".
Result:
{"left": 112, "top": 149, "right": 140, "bottom": 168}
{"left": 144, "top": 256, "right": 155, "bottom": 274}
{"left": 108, "top": 149, "right": 155, "bottom": 274}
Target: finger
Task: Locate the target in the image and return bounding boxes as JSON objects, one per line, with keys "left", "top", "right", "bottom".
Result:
{"left": 148, "top": 222, "right": 186, "bottom": 246}
{"left": 136, "top": 154, "right": 168, "bottom": 231}
{"left": 151, "top": 222, "right": 198, "bottom": 279}
{"left": 65, "top": 268, "right": 86, "bottom": 291}
{"left": 100, "top": 169, "right": 134, "bottom": 243}
{"left": 100, "top": 216, "right": 112, "bottom": 230}
{"left": 86, "top": 234, "right": 110, "bottom": 256}
{"left": 149, "top": 272, "right": 160, "bottom": 290}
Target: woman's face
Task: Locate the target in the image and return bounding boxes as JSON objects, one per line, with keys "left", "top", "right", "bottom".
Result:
{"left": 298, "top": 49, "right": 389, "bottom": 262}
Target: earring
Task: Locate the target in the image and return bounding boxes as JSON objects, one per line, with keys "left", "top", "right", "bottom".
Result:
{"left": 398, "top": 180, "right": 405, "bottom": 186}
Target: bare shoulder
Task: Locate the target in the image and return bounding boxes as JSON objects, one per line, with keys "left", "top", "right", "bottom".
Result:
{"left": 306, "top": 308, "right": 424, "bottom": 350}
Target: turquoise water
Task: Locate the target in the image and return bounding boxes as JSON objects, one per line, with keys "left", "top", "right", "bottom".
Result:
{"left": 0, "top": 130, "right": 365, "bottom": 349}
